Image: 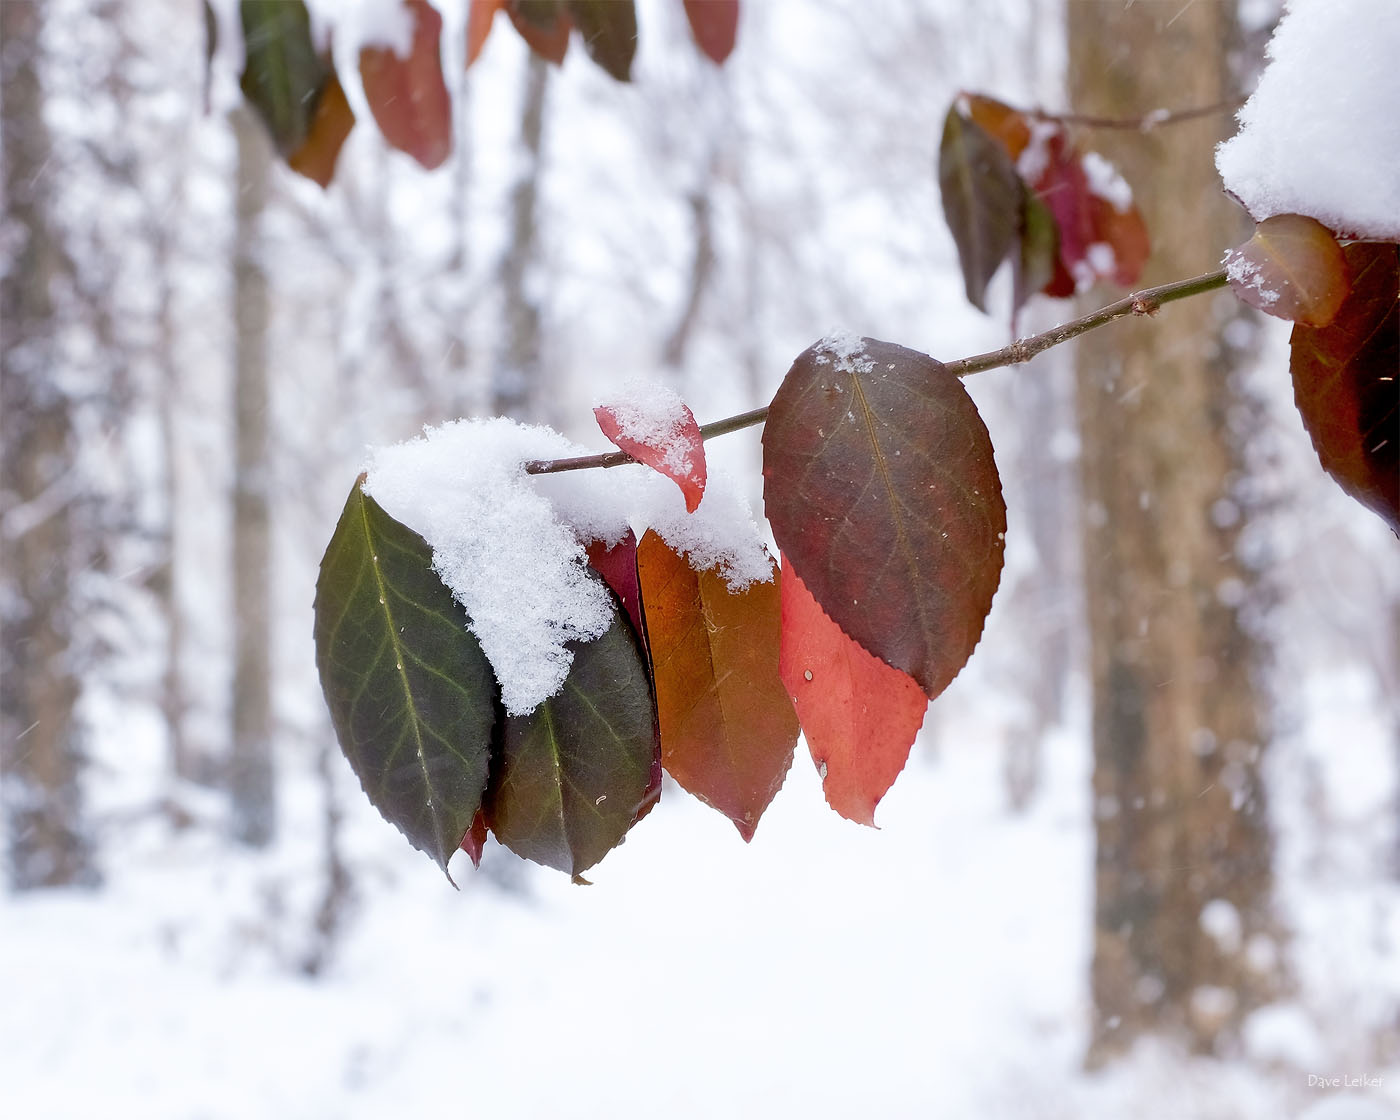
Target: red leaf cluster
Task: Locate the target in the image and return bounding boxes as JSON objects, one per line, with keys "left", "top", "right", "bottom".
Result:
{"left": 941, "top": 93, "right": 1150, "bottom": 319}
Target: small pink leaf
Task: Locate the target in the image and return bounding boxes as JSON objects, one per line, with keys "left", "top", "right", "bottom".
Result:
{"left": 594, "top": 387, "right": 707, "bottom": 512}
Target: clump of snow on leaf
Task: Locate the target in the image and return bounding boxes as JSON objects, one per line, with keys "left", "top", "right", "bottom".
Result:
{"left": 594, "top": 379, "right": 697, "bottom": 477}
{"left": 364, "top": 417, "right": 773, "bottom": 714}
{"left": 364, "top": 419, "right": 620, "bottom": 717}
{"left": 1216, "top": 0, "right": 1400, "bottom": 239}
{"left": 634, "top": 467, "right": 772, "bottom": 590}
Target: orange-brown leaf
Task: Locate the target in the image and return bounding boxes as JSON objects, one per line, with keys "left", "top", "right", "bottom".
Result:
{"left": 1088, "top": 193, "right": 1149, "bottom": 288}
{"left": 779, "top": 558, "right": 926, "bottom": 827}
{"left": 636, "top": 531, "right": 798, "bottom": 840}
{"left": 959, "top": 92, "right": 1032, "bottom": 164}
{"left": 360, "top": 0, "right": 453, "bottom": 170}
{"left": 287, "top": 72, "right": 356, "bottom": 188}
{"left": 1290, "top": 242, "right": 1399, "bottom": 534}
{"left": 1226, "top": 213, "right": 1351, "bottom": 327}
{"left": 466, "top": 0, "right": 502, "bottom": 66}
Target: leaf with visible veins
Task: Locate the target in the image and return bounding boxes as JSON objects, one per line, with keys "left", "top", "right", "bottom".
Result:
{"left": 314, "top": 482, "right": 495, "bottom": 880}
{"left": 487, "top": 607, "right": 659, "bottom": 877}
{"left": 763, "top": 335, "right": 1006, "bottom": 700}
{"left": 636, "top": 532, "right": 798, "bottom": 840}
{"left": 1290, "top": 241, "right": 1399, "bottom": 534}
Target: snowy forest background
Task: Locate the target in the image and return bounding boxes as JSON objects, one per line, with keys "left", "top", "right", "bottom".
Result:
{"left": 2, "top": 0, "right": 1398, "bottom": 1116}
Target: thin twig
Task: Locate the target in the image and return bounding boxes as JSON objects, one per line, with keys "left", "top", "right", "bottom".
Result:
{"left": 1029, "top": 98, "right": 1245, "bottom": 132}
{"left": 524, "top": 269, "right": 1231, "bottom": 476}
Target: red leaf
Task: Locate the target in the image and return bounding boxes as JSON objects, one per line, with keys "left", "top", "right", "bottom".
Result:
{"left": 466, "top": 0, "right": 502, "bottom": 66}
{"left": 359, "top": 0, "right": 453, "bottom": 171}
{"left": 287, "top": 71, "right": 356, "bottom": 188}
{"left": 779, "top": 558, "right": 927, "bottom": 827}
{"left": 506, "top": 1, "right": 571, "bottom": 66}
{"left": 636, "top": 531, "right": 798, "bottom": 840}
{"left": 1030, "top": 131, "right": 1095, "bottom": 287}
{"left": 762, "top": 335, "right": 1006, "bottom": 700}
{"left": 1290, "top": 242, "right": 1399, "bottom": 535}
{"left": 1225, "top": 213, "right": 1351, "bottom": 327}
{"left": 585, "top": 530, "right": 646, "bottom": 646}
{"left": 593, "top": 392, "right": 707, "bottom": 513}
{"left": 682, "top": 0, "right": 738, "bottom": 64}
{"left": 460, "top": 809, "right": 489, "bottom": 868}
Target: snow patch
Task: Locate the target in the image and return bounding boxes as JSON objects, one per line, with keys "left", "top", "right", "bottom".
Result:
{"left": 364, "top": 419, "right": 618, "bottom": 716}
{"left": 331, "top": 0, "right": 417, "bottom": 58}
{"left": 814, "top": 331, "right": 874, "bottom": 375}
{"left": 1216, "top": 0, "right": 1400, "bottom": 238}
{"left": 1224, "top": 251, "right": 1280, "bottom": 306}
{"left": 364, "top": 418, "right": 772, "bottom": 713}
{"left": 1082, "top": 151, "right": 1133, "bottom": 212}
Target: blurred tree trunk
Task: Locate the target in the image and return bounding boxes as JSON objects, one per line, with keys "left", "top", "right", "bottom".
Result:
{"left": 1068, "top": 0, "right": 1282, "bottom": 1063}
{"left": 228, "top": 104, "right": 275, "bottom": 847}
{"left": 495, "top": 52, "right": 550, "bottom": 420}
{"left": 0, "top": 1, "right": 100, "bottom": 890}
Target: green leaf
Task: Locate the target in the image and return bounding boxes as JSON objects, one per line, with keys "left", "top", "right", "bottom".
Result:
{"left": 487, "top": 606, "right": 659, "bottom": 877}
{"left": 1014, "top": 189, "right": 1059, "bottom": 318}
{"left": 938, "top": 107, "right": 1022, "bottom": 312}
{"left": 763, "top": 335, "right": 1007, "bottom": 700}
{"left": 314, "top": 481, "right": 496, "bottom": 879}
{"left": 239, "top": 0, "right": 332, "bottom": 157}
{"left": 1290, "top": 242, "right": 1399, "bottom": 535}
{"left": 567, "top": 0, "right": 637, "bottom": 81}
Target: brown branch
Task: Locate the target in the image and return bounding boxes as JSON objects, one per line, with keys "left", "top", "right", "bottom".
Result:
{"left": 524, "top": 269, "right": 1231, "bottom": 476}
{"left": 1029, "top": 98, "right": 1245, "bottom": 132}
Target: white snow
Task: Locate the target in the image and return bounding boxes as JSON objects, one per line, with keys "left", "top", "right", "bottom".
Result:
{"left": 595, "top": 379, "right": 698, "bottom": 477}
{"left": 364, "top": 418, "right": 620, "bottom": 716}
{"left": 1082, "top": 151, "right": 1134, "bottom": 212}
{"left": 1225, "top": 251, "right": 1281, "bottom": 306}
{"left": 364, "top": 417, "right": 772, "bottom": 712}
{"left": 813, "top": 330, "right": 874, "bottom": 375}
{"left": 327, "top": 0, "right": 417, "bottom": 59}
{"left": 632, "top": 465, "right": 773, "bottom": 589}
{"left": 1016, "top": 118, "right": 1061, "bottom": 183}
{"left": 1216, "top": 0, "right": 1400, "bottom": 238}
{"left": 1085, "top": 241, "right": 1117, "bottom": 278}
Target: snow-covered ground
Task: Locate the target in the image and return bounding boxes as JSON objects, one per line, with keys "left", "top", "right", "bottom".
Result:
{"left": 4, "top": 636, "right": 1397, "bottom": 1119}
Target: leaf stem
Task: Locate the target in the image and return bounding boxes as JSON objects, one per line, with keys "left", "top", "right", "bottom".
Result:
{"left": 524, "top": 268, "right": 1231, "bottom": 475}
